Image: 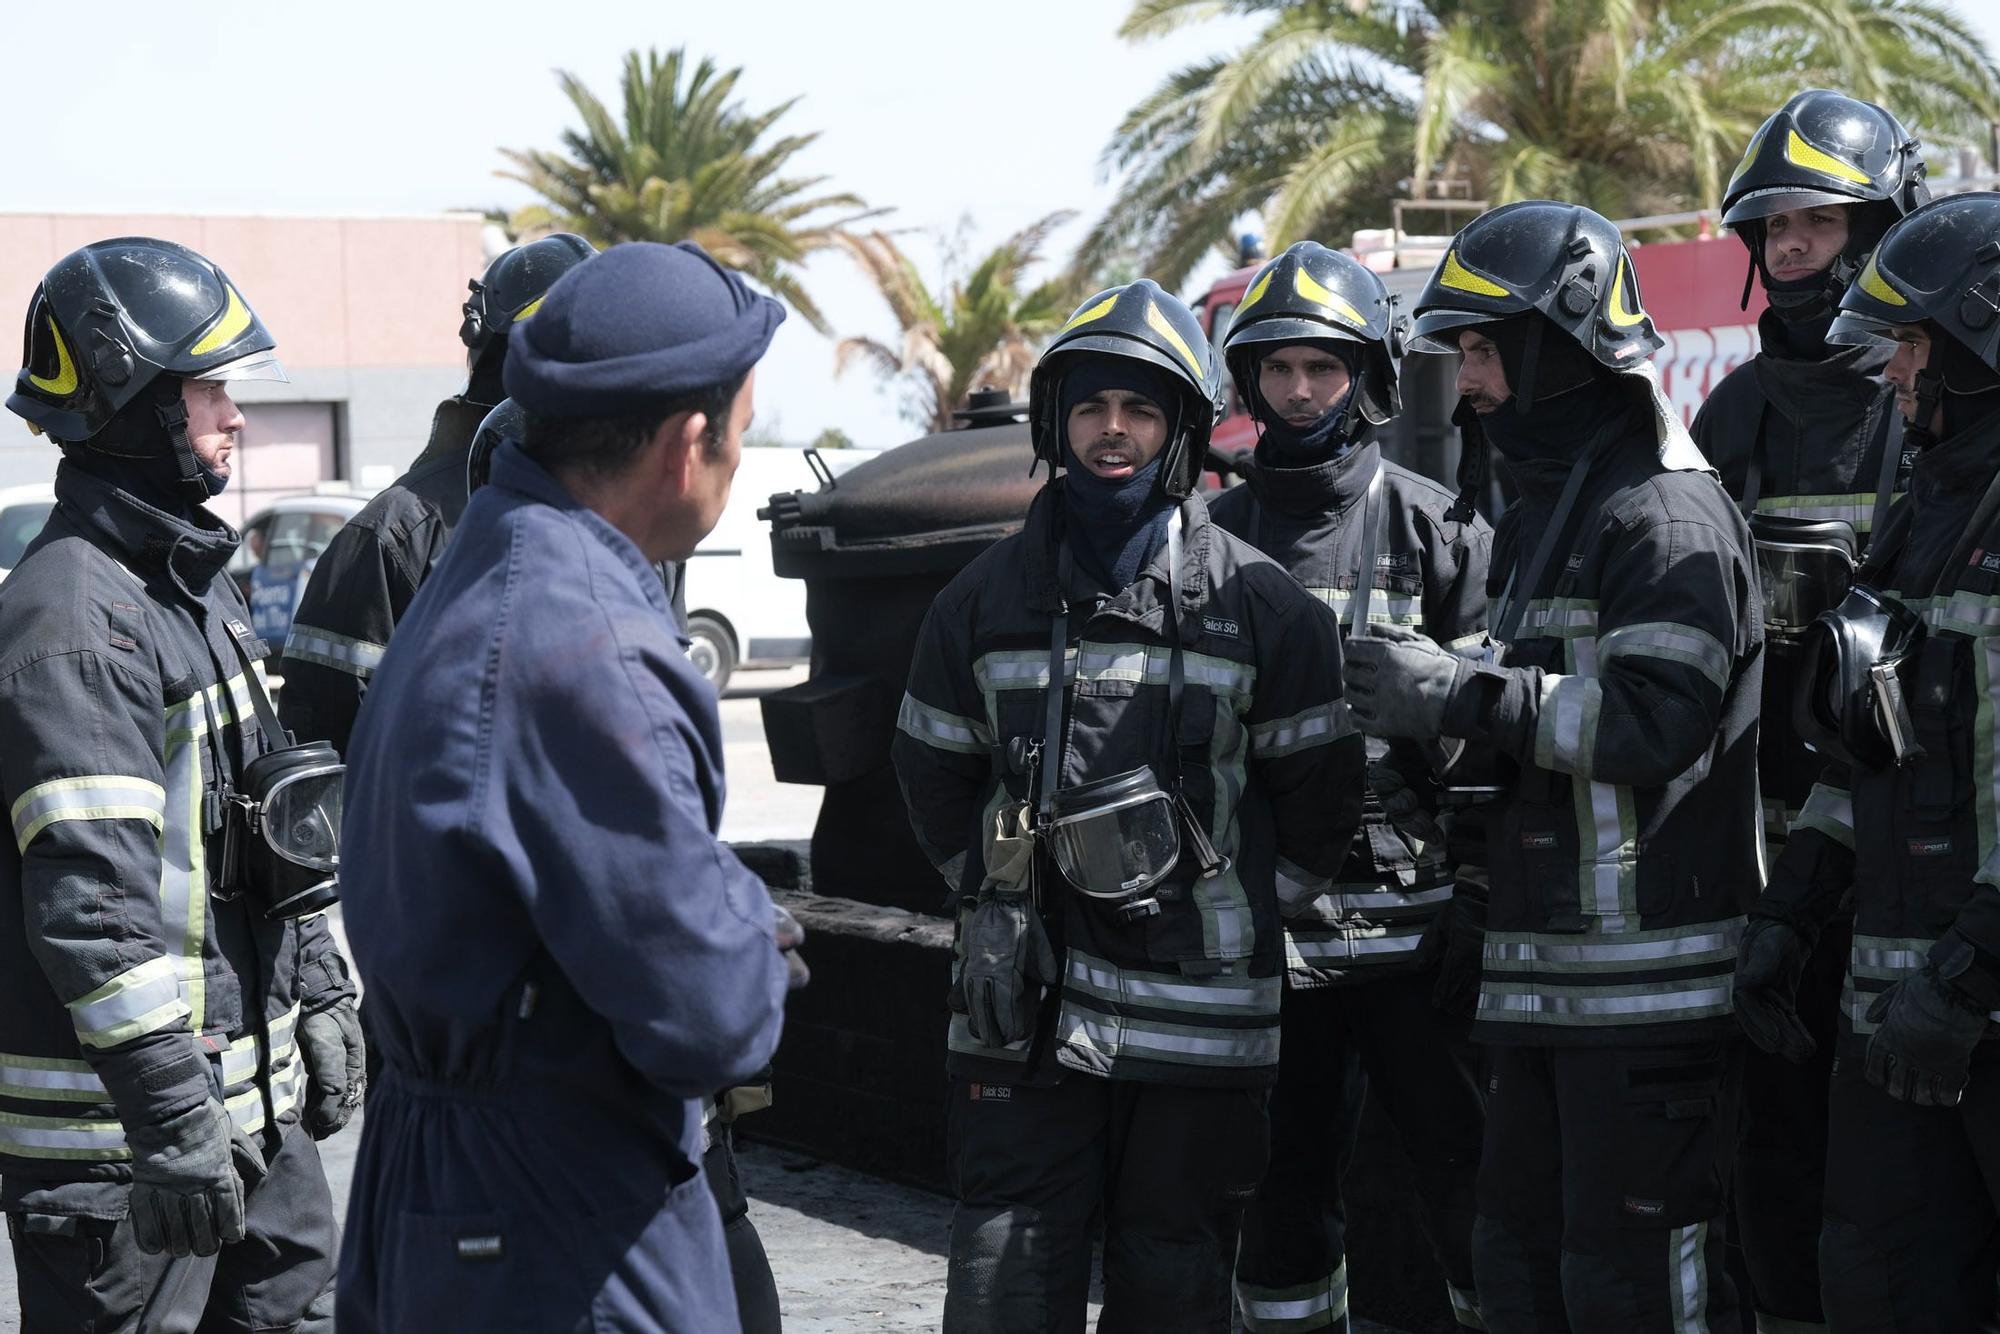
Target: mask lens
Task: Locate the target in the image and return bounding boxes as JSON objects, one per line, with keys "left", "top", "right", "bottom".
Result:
{"left": 1049, "top": 771, "right": 1182, "bottom": 899}
{"left": 260, "top": 766, "right": 343, "bottom": 870}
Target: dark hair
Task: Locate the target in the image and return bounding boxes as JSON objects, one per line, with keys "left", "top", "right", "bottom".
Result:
{"left": 519, "top": 370, "right": 747, "bottom": 481}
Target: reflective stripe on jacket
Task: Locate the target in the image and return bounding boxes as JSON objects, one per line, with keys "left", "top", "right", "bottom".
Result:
{"left": 0, "top": 460, "right": 354, "bottom": 1208}
{"left": 893, "top": 483, "right": 1366, "bottom": 1087}
{"left": 1211, "top": 440, "right": 1493, "bottom": 987}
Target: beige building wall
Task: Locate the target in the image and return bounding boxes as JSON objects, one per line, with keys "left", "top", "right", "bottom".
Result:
{"left": 0, "top": 212, "right": 490, "bottom": 498}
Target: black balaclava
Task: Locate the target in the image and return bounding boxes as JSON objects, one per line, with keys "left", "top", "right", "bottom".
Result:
{"left": 1247, "top": 340, "right": 1360, "bottom": 467}
{"left": 66, "top": 376, "right": 224, "bottom": 518}
{"left": 1472, "top": 314, "right": 1630, "bottom": 462}
{"left": 466, "top": 344, "right": 508, "bottom": 410}
{"left": 1931, "top": 332, "right": 2000, "bottom": 441}
{"left": 1060, "top": 358, "right": 1181, "bottom": 593}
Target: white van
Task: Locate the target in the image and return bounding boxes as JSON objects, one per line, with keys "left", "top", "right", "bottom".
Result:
{"left": 682, "top": 447, "right": 876, "bottom": 691}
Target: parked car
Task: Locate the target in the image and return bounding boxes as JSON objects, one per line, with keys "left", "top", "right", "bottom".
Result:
{"left": 681, "top": 446, "right": 877, "bottom": 692}
{"left": 0, "top": 484, "right": 57, "bottom": 583}
{"left": 229, "top": 491, "right": 372, "bottom": 653}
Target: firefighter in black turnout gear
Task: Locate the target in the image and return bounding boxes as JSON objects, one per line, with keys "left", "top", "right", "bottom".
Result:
{"left": 1212, "top": 242, "right": 1490, "bottom": 1332}
{"left": 1736, "top": 191, "right": 2000, "bottom": 1332}
{"left": 0, "top": 238, "right": 360, "bottom": 1331}
{"left": 1345, "top": 202, "right": 1763, "bottom": 1333}
{"left": 278, "top": 232, "right": 594, "bottom": 751}
{"left": 1694, "top": 88, "right": 1928, "bottom": 1333}
{"left": 893, "top": 280, "right": 1365, "bottom": 1332}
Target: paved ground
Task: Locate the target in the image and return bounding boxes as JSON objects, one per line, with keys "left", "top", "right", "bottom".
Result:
{"left": 0, "top": 672, "right": 1408, "bottom": 1331}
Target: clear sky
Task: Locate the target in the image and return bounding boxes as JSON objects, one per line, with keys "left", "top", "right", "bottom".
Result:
{"left": 4, "top": 0, "right": 1996, "bottom": 451}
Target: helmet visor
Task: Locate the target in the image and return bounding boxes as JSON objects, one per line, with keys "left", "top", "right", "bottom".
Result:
{"left": 1408, "top": 307, "right": 1500, "bottom": 355}
{"left": 1722, "top": 187, "right": 1858, "bottom": 227}
{"left": 1826, "top": 311, "right": 1901, "bottom": 347}
{"left": 260, "top": 763, "right": 343, "bottom": 871}
{"left": 191, "top": 349, "right": 289, "bottom": 385}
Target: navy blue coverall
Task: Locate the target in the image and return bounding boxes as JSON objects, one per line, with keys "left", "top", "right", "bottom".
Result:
{"left": 334, "top": 440, "right": 789, "bottom": 1333}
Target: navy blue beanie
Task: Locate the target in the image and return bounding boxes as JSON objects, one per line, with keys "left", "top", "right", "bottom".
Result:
{"left": 503, "top": 241, "right": 787, "bottom": 418}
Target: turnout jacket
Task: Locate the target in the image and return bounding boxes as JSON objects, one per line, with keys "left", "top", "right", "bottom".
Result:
{"left": 1693, "top": 319, "right": 1900, "bottom": 832}
{"left": 894, "top": 484, "right": 1365, "bottom": 1089}
{"left": 335, "top": 441, "right": 787, "bottom": 1332}
{"left": 1211, "top": 440, "right": 1493, "bottom": 987}
{"left": 1442, "top": 398, "right": 1764, "bottom": 1047}
{"left": 1761, "top": 412, "right": 2000, "bottom": 1050}
{"left": 279, "top": 396, "right": 484, "bottom": 753}
{"left": 0, "top": 461, "right": 354, "bottom": 1216}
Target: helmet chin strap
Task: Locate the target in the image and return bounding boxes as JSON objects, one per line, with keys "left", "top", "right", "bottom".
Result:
{"left": 151, "top": 382, "right": 221, "bottom": 505}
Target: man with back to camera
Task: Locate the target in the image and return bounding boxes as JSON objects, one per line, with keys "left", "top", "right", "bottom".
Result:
{"left": 1734, "top": 190, "right": 2000, "bottom": 1331}
{"left": 1343, "top": 201, "right": 1763, "bottom": 1332}
{"left": 1693, "top": 88, "right": 1930, "bottom": 1333}
{"left": 334, "top": 241, "right": 801, "bottom": 1332}
{"left": 1211, "top": 240, "right": 1491, "bottom": 1332}
{"left": 0, "top": 237, "right": 360, "bottom": 1331}
{"left": 893, "top": 278, "right": 1365, "bottom": 1332}
{"left": 279, "top": 232, "right": 595, "bottom": 752}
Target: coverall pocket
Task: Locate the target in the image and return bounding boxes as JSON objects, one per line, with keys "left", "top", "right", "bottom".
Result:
{"left": 381, "top": 1209, "right": 529, "bottom": 1330}
{"left": 1613, "top": 1048, "right": 1730, "bottom": 1230}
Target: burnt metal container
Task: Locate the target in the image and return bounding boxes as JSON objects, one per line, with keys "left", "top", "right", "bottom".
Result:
{"left": 760, "top": 404, "right": 1039, "bottom": 913}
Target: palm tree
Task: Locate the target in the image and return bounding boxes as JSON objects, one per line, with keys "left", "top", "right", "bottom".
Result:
{"left": 499, "top": 48, "right": 877, "bottom": 334}
{"left": 836, "top": 214, "right": 1082, "bottom": 433}
{"left": 1082, "top": 0, "right": 2000, "bottom": 289}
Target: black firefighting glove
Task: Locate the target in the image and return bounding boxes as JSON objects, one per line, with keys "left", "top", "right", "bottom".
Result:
{"left": 1345, "top": 625, "right": 1473, "bottom": 741}
{"left": 1734, "top": 916, "right": 1817, "bottom": 1063}
{"left": 1415, "top": 875, "right": 1487, "bottom": 1019}
{"left": 1864, "top": 967, "right": 1990, "bottom": 1107}
{"left": 300, "top": 999, "right": 367, "bottom": 1140}
{"left": 956, "top": 888, "right": 1059, "bottom": 1049}
{"left": 128, "top": 1098, "right": 244, "bottom": 1257}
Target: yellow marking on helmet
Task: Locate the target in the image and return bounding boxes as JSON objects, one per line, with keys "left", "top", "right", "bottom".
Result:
{"left": 189, "top": 286, "right": 252, "bottom": 358}
{"left": 1728, "top": 122, "right": 1769, "bottom": 186}
{"left": 513, "top": 295, "right": 546, "bottom": 322}
{"left": 1784, "top": 129, "right": 1872, "bottom": 186}
{"left": 1145, "top": 301, "right": 1201, "bottom": 375}
{"left": 1439, "top": 250, "right": 1510, "bottom": 299}
{"left": 1606, "top": 257, "right": 1647, "bottom": 328}
{"left": 1238, "top": 268, "right": 1275, "bottom": 312}
{"left": 26, "top": 319, "right": 77, "bottom": 397}
{"left": 1295, "top": 267, "right": 1366, "bottom": 328}
{"left": 1061, "top": 293, "right": 1121, "bottom": 333}
{"left": 1858, "top": 254, "right": 1908, "bottom": 307}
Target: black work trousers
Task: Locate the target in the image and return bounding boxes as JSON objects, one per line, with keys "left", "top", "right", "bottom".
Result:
{"left": 1234, "top": 971, "right": 1485, "bottom": 1331}
{"left": 1473, "top": 1040, "right": 1743, "bottom": 1334}
{"left": 705, "top": 1126, "right": 782, "bottom": 1334}
{"left": 943, "top": 1073, "right": 1270, "bottom": 1333}
{"left": 8, "top": 1120, "right": 337, "bottom": 1334}
{"left": 1819, "top": 1044, "right": 2000, "bottom": 1332}
{"left": 1734, "top": 916, "right": 1848, "bottom": 1332}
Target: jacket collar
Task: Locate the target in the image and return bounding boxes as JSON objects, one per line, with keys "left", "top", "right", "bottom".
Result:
{"left": 1911, "top": 404, "right": 2000, "bottom": 501}
{"left": 1246, "top": 439, "right": 1380, "bottom": 519}
{"left": 488, "top": 441, "right": 676, "bottom": 627}
{"left": 1023, "top": 479, "right": 1212, "bottom": 630}
{"left": 54, "top": 458, "right": 238, "bottom": 601}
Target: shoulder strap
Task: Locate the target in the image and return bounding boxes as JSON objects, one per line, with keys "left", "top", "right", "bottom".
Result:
{"left": 1346, "top": 464, "right": 1386, "bottom": 641}
{"left": 1492, "top": 452, "right": 1594, "bottom": 646}
{"left": 219, "top": 615, "right": 294, "bottom": 751}
{"left": 1866, "top": 401, "right": 1905, "bottom": 550}
{"left": 1037, "top": 545, "right": 1071, "bottom": 824}
{"left": 1739, "top": 397, "right": 1767, "bottom": 518}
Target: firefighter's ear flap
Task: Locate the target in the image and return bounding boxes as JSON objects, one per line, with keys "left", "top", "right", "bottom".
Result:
{"left": 1386, "top": 297, "right": 1409, "bottom": 360}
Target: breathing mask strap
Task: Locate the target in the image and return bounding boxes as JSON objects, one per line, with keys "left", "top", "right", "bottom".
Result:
{"left": 1492, "top": 450, "right": 1595, "bottom": 646}
{"left": 1164, "top": 510, "right": 1187, "bottom": 792}
{"left": 1347, "top": 464, "right": 1386, "bottom": 641}
{"left": 1740, "top": 398, "right": 1769, "bottom": 519}
{"left": 1866, "top": 402, "right": 1905, "bottom": 551}
{"left": 219, "top": 616, "right": 295, "bottom": 753}
{"left": 1037, "top": 545, "right": 1072, "bottom": 827}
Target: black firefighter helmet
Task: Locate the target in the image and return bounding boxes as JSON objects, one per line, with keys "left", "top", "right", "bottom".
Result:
{"left": 1222, "top": 241, "right": 1403, "bottom": 429}
{"left": 1721, "top": 89, "right": 1929, "bottom": 309}
{"left": 466, "top": 397, "right": 528, "bottom": 496}
{"left": 1028, "top": 279, "right": 1223, "bottom": 500}
{"left": 9, "top": 237, "right": 285, "bottom": 446}
{"left": 459, "top": 233, "right": 597, "bottom": 373}
{"left": 1411, "top": 201, "right": 1663, "bottom": 518}
{"left": 1829, "top": 191, "right": 2000, "bottom": 431}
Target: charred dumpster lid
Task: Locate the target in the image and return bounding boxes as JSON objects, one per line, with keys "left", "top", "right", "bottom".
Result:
{"left": 764, "top": 416, "right": 1039, "bottom": 580}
